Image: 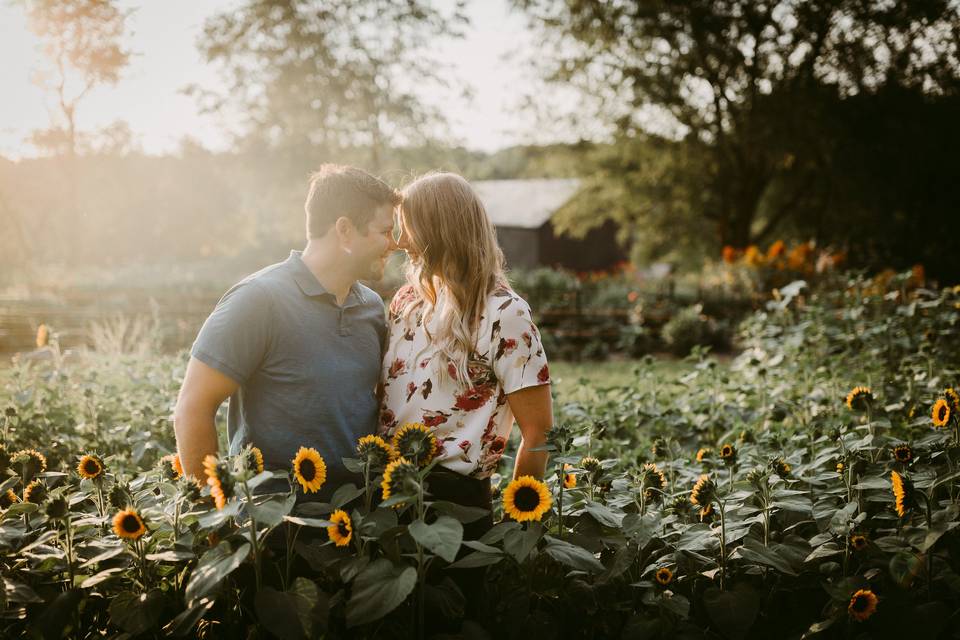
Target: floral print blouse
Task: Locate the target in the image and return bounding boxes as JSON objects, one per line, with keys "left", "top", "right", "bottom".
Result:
{"left": 379, "top": 284, "right": 551, "bottom": 479}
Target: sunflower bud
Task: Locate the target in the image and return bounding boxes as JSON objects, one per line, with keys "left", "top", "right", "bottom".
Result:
{"left": 109, "top": 482, "right": 132, "bottom": 510}
{"left": 769, "top": 456, "right": 791, "bottom": 478}
{"left": 690, "top": 475, "right": 717, "bottom": 507}
{"left": 45, "top": 495, "right": 69, "bottom": 520}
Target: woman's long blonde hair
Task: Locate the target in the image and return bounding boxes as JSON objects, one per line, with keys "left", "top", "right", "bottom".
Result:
{"left": 398, "top": 172, "right": 508, "bottom": 386}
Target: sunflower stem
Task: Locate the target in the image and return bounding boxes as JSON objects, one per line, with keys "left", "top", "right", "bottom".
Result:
{"left": 416, "top": 479, "right": 425, "bottom": 640}
{"left": 242, "top": 482, "right": 262, "bottom": 593}
{"left": 557, "top": 467, "right": 565, "bottom": 540}
{"left": 718, "top": 499, "right": 727, "bottom": 592}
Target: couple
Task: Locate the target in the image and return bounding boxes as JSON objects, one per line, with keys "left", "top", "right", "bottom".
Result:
{"left": 173, "top": 164, "right": 552, "bottom": 541}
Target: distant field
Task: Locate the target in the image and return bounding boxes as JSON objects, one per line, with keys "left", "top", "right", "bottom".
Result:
{"left": 549, "top": 357, "right": 695, "bottom": 404}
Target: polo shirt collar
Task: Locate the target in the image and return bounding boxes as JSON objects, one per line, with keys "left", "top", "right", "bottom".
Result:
{"left": 287, "top": 250, "right": 365, "bottom": 304}
{"left": 288, "top": 250, "right": 329, "bottom": 297}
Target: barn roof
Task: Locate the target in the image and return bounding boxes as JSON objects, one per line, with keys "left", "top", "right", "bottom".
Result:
{"left": 473, "top": 178, "right": 581, "bottom": 229}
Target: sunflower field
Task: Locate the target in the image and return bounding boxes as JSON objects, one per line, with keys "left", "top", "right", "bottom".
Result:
{"left": 2, "top": 270, "right": 960, "bottom": 639}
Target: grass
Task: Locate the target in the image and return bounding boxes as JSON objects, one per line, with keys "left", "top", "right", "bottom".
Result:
{"left": 550, "top": 357, "right": 695, "bottom": 405}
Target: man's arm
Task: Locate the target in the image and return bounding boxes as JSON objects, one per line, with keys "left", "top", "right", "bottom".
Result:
{"left": 174, "top": 357, "right": 239, "bottom": 479}
{"left": 507, "top": 384, "right": 553, "bottom": 480}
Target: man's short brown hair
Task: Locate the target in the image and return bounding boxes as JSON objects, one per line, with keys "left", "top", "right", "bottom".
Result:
{"left": 304, "top": 164, "right": 401, "bottom": 238}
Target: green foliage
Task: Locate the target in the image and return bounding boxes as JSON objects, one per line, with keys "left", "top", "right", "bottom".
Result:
{"left": 1, "top": 270, "right": 960, "bottom": 637}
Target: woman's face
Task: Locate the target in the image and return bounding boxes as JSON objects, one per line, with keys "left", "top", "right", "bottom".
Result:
{"left": 396, "top": 209, "right": 420, "bottom": 260}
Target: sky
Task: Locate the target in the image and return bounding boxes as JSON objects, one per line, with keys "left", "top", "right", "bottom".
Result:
{"left": 0, "top": 0, "right": 552, "bottom": 159}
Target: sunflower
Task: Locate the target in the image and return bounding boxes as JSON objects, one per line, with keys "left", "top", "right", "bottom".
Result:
{"left": 45, "top": 495, "right": 68, "bottom": 520}
{"left": 381, "top": 457, "right": 418, "bottom": 506}
{"left": 159, "top": 453, "right": 183, "bottom": 480}
{"left": 292, "top": 447, "right": 327, "bottom": 494}
{"left": 23, "top": 480, "right": 47, "bottom": 504}
{"left": 112, "top": 508, "right": 146, "bottom": 540}
{"left": 77, "top": 454, "right": 105, "bottom": 480}
{"left": 690, "top": 474, "right": 716, "bottom": 508}
{"left": 769, "top": 456, "right": 791, "bottom": 477}
{"left": 650, "top": 438, "right": 667, "bottom": 458}
{"left": 845, "top": 386, "right": 873, "bottom": 411}
{"left": 891, "top": 444, "right": 913, "bottom": 465}
{"left": 327, "top": 509, "right": 353, "bottom": 547}
{"left": 641, "top": 463, "right": 666, "bottom": 501}
{"left": 719, "top": 443, "right": 737, "bottom": 464}
{"left": 580, "top": 456, "right": 601, "bottom": 473}
{"left": 890, "top": 470, "right": 912, "bottom": 518}
{"left": 356, "top": 434, "right": 395, "bottom": 468}
{"left": 848, "top": 589, "right": 878, "bottom": 621}
{"left": 696, "top": 448, "right": 711, "bottom": 463}
{"left": 244, "top": 446, "right": 264, "bottom": 475}
{"left": 0, "top": 488, "right": 19, "bottom": 509}
{"left": 11, "top": 449, "right": 47, "bottom": 480}
{"left": 655, "top": 567, "right": 673, "bottom": 586}
{"left": 390, "top": 423, "right": 439, "bottom": 468}
{"left": 850, "top": 533, "right": 868, "bottom": 551}
{"left": 203, "top": 455, "right": 235, "bottom": 510}
{"left": 932, "top": 398, "right": 951, "bottom": 427}
{"left": 562, "top": 464, "right": 577, "bottom": 489}
{"left": 503, "top": 476, "right": 552, "bottom": 523}
{"left": 945, "top": 388, "right": 960, "bottom": 413}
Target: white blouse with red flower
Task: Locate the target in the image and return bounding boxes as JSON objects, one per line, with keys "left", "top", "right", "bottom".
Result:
{"left": 378, "top": 284, "right": 551, "bottom": 479}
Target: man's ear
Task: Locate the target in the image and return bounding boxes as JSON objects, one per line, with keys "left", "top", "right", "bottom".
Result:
{"left": 334, "top": 216, "right": 354, "bottom": 250}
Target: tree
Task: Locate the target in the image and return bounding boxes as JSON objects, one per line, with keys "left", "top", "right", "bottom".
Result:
{"left": 517, "top": 0, "right": 960, "bottom": 252}
{"left": 191, "top": 0, "right": 468, "bottom": 170}
{"left": 25, "top": 0, "right": 131, "bottom": 159}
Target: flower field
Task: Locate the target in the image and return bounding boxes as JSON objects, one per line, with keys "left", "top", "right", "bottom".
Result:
{"left": 2, "top": 271, "right": 960, "bottom": 638}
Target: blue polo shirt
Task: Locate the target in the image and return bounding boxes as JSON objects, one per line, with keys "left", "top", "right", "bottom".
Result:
{"left": 191, "top": 250, "right": 386, "bottom": 499}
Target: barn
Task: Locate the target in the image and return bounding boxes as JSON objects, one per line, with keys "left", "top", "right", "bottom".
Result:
{"left": 473, "top": 178, "right": 627, "bottom": 272}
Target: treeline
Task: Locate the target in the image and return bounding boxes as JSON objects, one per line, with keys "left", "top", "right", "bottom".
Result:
{"left": 0, "top": 142, "right": 587, "bottom": 276}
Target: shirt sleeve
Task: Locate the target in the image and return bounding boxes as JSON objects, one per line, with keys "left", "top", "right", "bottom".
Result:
{"left": 190, "top": 280, "right": 273, "bottom": 385}
{"left": 490, "top": 294, "right": 551, "bottom": 394}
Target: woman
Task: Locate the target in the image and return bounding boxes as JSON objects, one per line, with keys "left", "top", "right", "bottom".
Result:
{"left": 378, "top": 171, "right": 553, "bottom": 622}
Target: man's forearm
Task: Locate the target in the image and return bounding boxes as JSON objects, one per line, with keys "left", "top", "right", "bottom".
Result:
{"left": 174, "top": 406, "right": 219, "bottom": 480}
{"left": 512, "top": 438, "right": 548, "bottom": 480}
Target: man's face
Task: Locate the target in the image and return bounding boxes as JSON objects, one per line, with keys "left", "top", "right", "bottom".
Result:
{"left": 350, "top": 203, "right": 397, "bottom": 281}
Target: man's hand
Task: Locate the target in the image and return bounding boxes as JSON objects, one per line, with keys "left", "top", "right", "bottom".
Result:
{"left": 173, "top": 357, "right": 239, "bottom": 479}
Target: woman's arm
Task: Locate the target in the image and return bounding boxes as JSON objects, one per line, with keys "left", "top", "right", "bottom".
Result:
{"left": 507, "top": 384, "right": 553, "bottom": 479}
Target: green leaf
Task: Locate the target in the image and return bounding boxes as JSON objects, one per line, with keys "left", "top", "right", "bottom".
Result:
{"left": 289, "top": 577, "right": 328, "bottom": 637}
{"left": 80, "top": 567, "right": 124, "bottom": 588}
{"left": 735, "top": 538, "right": 797, "bottom": 576}
{"left": 920, "top": 521, "right": 959, "bottom": 553}
{"left": 543, "top": 536, "right": 604, "bottom": 573}
{"left": 407, "top": 516, "right": 463, "bottom": 563}
{"left": 447, "top": 551, "right": 505, "bottom": 569}
{"left": 702, "top": 583, "right": 761, "bottom": 640}
{"left": 479, "top": 521, "right": 520, "bottom": 544}
{"left": 5, "top": 578, "right": 43, "bottom": 603}
{"left": 583, "top": 501, "right": 624, "bottom": 527}
{"left": 109, "top": 590, "right": 166, "bottom": 635}
{"left": 331, "top": 483, "right": 365, "bottom": 509}
{"left": 504, "top": 523, "right": 542, "bottom": 563}
{"left": 345, "top": 558, "right": 417, "bottom": 628}
{"left": 185, "top": 542, "right": 250, "bottom": 604}
{"left": 282, "top": 515, "right": 333, "bottom": 528}
{"left": 196, "top": 500, "right": 242, "bottom": 528}
{"left": 828, "top": 502, "right": 859, "bottom": 535}
{"left": 249, "top": 493, "right": 296, "bottom": 528}
{"left": 430, "top": 500, "right": 490, "bottom": 523}
{"left": 255, "top": 588, "right": 306, "bottom": 640}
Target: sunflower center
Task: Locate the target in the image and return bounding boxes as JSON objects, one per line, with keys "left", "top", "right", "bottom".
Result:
{"left": 850, "top": 595, "right": 868, "bottom": 612}
{"left": 299, "top": 459, "right": 316, "bottom": 481}
{"left": 338, "top": 520, "right": 350, "bottom": 536}
{"left": 938, "top": 405, "right": 948, "bottom": 421}
{"left": 514, "top": 486, "right": 541, "bottom": 512}
{"left": 121, "top": 515, "right": 141, "bottom": 533}
{"left": 84, "top": 460, "right": 100, "bottom": 475}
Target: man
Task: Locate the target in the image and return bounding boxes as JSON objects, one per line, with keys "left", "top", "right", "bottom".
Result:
{"left": 174, "top": 164, "right": 400, "bottom": 499}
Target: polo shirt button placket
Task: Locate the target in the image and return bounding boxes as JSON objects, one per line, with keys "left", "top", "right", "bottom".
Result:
{"left": 338, "top": 307, "right": 351, "bottom": 336}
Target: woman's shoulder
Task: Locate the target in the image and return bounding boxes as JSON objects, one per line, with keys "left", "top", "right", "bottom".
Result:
{"left": 485, "top": 285, "right": 532, "bottom": 317}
